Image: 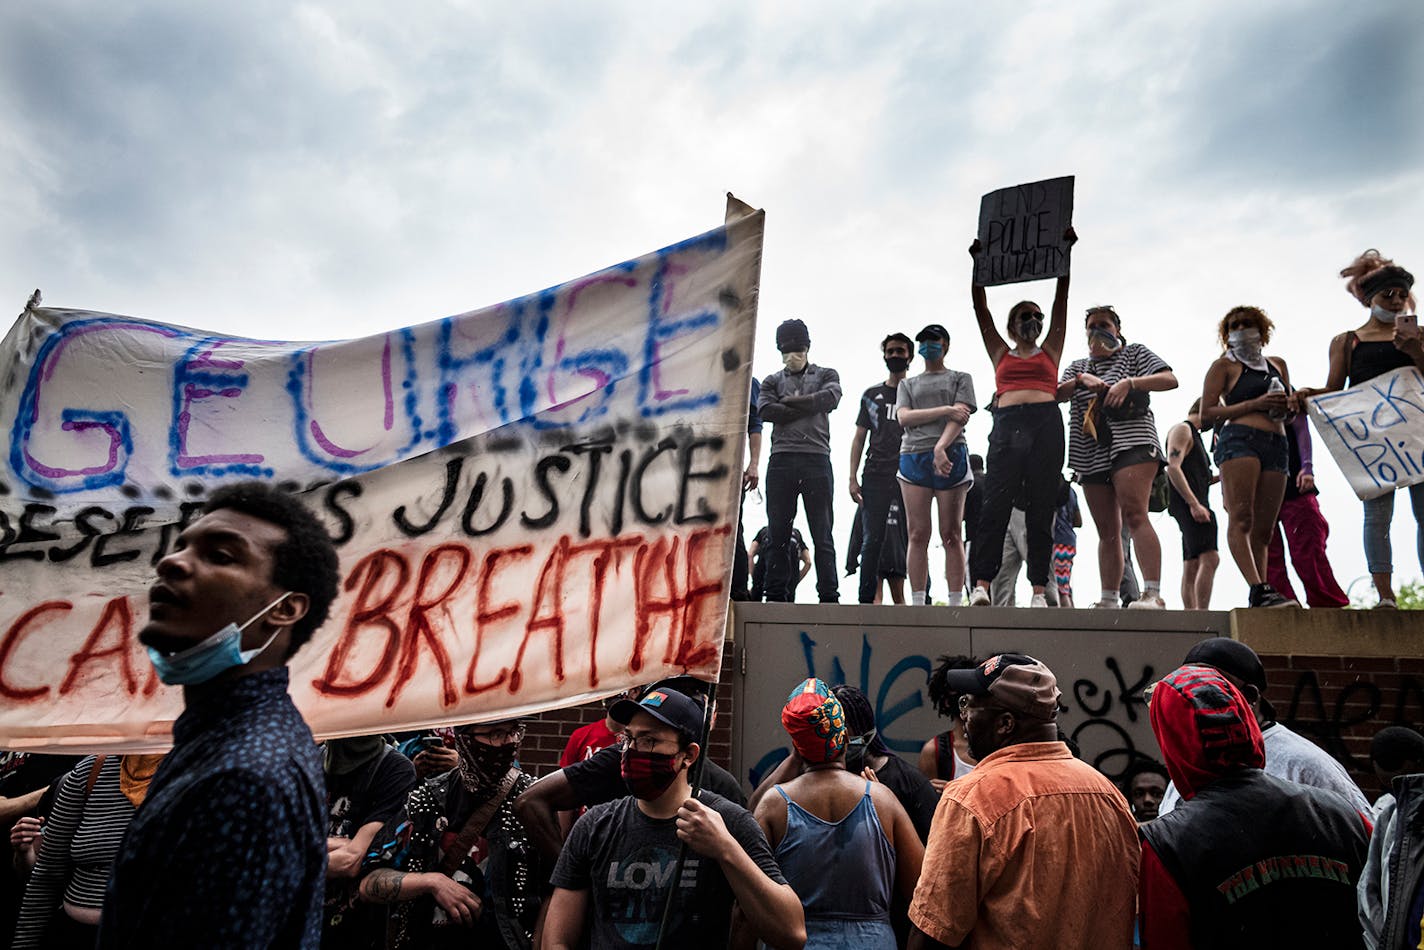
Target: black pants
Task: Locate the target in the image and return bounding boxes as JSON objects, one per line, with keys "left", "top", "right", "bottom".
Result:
{"left": 971, "top": 403, "right": 1064, "bottom": 588}
{"left": 45, "top": 907, "right": 99, "bottom": 949}
{"left": 857, "top": 473, "right": 903, "bottom": 603}
{"left": 765, "top": 453, "right": 838, "bottom": 602}
{"left": 730, "top": 494, "right": 751, "bottom": 600}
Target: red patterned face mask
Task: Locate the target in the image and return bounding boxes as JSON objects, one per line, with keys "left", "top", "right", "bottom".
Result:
{"left": 620, "top": 747, "right": 683, "bottom": 800}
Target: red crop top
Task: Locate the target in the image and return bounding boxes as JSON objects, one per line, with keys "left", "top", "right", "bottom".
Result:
{"left": 994, "top": 349, "right": 1059, "bottom": 397}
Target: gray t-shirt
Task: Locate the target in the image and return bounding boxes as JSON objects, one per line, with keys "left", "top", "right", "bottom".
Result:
{"left": 1158, "top": 722, "right": 1371, "bottom": 817}
{"left": 895, "top": 369, "right": 978, "bottom": 454}
{"left": 550, "top": 791, "right": 786, "bottom": 950}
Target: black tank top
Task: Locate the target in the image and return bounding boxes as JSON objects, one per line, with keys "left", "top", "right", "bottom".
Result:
{"left": 1168, "top": 424, "right": 1210, "bottom": 512}
{"left": 934, "top": 730, "right": 955, "bottom": 780}
{"left": 1224, "top": 362, "right": 1283, "bottom": 405}
{"left": 1347, "top": 334, "right": 1413, "bottom": 386}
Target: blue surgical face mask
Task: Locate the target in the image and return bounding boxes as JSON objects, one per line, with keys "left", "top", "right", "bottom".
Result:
{"left": 918, "top": 341, "right": 944, "bottom": 361}
{"left": 146, "top": 591, "right": 292, "bottom": 686}
{"left": 1371, "top": 303, "right": 1398, "bottom": 325}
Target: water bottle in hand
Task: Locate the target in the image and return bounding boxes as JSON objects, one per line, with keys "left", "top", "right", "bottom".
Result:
{"left": 1266, "top": 376, "right": 1287, "bottom": 421}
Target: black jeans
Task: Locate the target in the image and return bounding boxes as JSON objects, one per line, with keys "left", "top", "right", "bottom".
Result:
{"left": 765, "top": 453, "right": 839, "bottom": 602}
{"left": 857, "top": 473, "right": 902, "bottom": 603}
{"left": 971, "top": 403, "right": 1064, "bottom": 588}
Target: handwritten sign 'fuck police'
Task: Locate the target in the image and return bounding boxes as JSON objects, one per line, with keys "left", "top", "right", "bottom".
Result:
{"left": 1309, "top": 367, "right": 1424, "bottom": 500}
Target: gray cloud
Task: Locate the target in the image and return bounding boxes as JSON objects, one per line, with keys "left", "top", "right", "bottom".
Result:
{"left": 1169, "top": 4, "right": 1424, "bottom": 187}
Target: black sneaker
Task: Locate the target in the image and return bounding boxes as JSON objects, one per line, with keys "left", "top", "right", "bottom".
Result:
{"left": 1253, "top": 584, "right": 1297, "bottom": 608}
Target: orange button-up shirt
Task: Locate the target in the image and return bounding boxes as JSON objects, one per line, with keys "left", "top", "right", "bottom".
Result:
{"left": 909, "top": 740, "right": 1140, "bottom": 949}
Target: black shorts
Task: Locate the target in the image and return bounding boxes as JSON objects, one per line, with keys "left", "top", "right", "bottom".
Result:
{"left": 1078, "top": 443, "right": 1164, "bottom": 486}
{"left": 1170, "top": 505, "right": 1219, "bottom": 560}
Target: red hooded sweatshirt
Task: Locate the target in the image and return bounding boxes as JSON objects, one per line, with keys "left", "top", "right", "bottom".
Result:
{"left": 1141, "top": 664, "right": 1265, "bottom": 949}
{"left": 1140, "top": 664, "right": 1368, "bottom": 949}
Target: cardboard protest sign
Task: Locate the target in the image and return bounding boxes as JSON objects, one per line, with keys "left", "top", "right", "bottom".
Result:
{"left": 974, "top": 176, "right": 1074, "bottom": 286}
{"left": 1307, "top": 366, "right": 1424, "bottom": 500}
{"left": 0, "top": 200, "right": 763, "bottom": 752}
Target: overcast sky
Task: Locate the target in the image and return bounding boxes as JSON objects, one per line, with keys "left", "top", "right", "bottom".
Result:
{"left": 2, "top": 0, "right": 1421, "bottom": 607}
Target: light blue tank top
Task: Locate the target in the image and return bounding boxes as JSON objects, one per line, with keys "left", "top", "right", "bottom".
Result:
{"left": 773, "top": 781, "right": 897, "bottom": 950}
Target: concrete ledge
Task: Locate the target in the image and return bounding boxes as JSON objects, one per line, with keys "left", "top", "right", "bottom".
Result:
{"left": 731, "top": 601, "right": 1232, "bottom": 636}
{"left": 1232, "top": 607, "right": 1424, "bottom": 658}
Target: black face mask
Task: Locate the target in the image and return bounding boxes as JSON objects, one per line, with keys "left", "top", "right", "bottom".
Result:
{"left": 845, "top": 729, "right": 877, "bottom": 773}
{"left": 453, "top": 732, "right": 520, "bottom": 795}
{"left": 884, "top": 356, "right": 910, "bottom": 374}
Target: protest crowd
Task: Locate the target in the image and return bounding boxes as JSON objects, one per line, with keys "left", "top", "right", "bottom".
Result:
{"left": 748, "top": 245, "right": 1422, "bottom": 611}
{"left": 1, "top": 241, "right": 1421, "bottom": 950}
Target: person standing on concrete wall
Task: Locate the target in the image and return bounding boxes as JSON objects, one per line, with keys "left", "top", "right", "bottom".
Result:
{"left": 1266, "top": 412, "right": 1349, "bottom": 608}
{"left": 758, "top": 318, "right": 843, "bottom": 603}
{"left": 896, "top": 324, "right": 977, "bottom": 606}
{"left": 849, "top": 333, "right": 913, "bottom": 604}
{"left": 1164, "top": 399, "right": 1221, "bottom": 609}
{"left": 1200, "top": 305, "right": 1297, "bottom": 608}
{"left": 965, "top": 232, "right": 1074, "bottom": 610}
{"left": 1051, "top": 479, "right": 1080, "bottom": 608}
{"left": 1290, "top": 251, "right": 1422, "bottom": 610}
{"left": 1059, "top": 305, "right": 1178, "bottom": 609}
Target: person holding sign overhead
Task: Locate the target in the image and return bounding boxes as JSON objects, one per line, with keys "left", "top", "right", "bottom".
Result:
{"left": 1058, "top": 306, "right": 1178, "bottom": 609}
{"left": 1200, "top": 306, "right": 1298, "bottom": 608}
{"left": 963, "top": 229, "right": 1075, "bottom": 608}
{"left": 1291, "top": 251, "right": 1422, "bottom": 609}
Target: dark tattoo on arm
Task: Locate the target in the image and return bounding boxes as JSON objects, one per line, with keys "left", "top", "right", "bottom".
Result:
{"left": 1169, "top": 449, "right": 1181, "bottom": 459}
{"left": 363, "top": 869, "right": 408, "bottom": 903}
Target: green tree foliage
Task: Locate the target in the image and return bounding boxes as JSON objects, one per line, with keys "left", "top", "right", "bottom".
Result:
{"left": 1397, "top": 579, "right": 1424, "bottom": 610}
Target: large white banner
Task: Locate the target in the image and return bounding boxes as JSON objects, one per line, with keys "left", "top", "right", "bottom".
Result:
{"left": 1307, "top": 366, "right": 1424, "bottom": 500}
{"left": 0, "top": 202, "right": 763, "bottom": 752}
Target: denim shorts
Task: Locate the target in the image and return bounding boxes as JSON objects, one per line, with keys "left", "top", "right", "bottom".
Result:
{"left": 899, "top": 444, "right": 972, "bottom": 491}
{"left": 1212, "top": 424, "right": 1288, "bottom": 474}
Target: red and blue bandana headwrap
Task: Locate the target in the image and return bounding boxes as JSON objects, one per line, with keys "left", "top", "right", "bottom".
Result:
{"left": 781, "top": 678, "right": 847, "bottom": 763}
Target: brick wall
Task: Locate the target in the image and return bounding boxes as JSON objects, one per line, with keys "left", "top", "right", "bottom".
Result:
{"left": 1259, "top": 652, "right": 1424, "bottom": 796}
{"left": 1235, "top": 608, "right": 1424, "bottom": 802}
{"left": 518, "top": 649, "right": 737, "bottom": 778}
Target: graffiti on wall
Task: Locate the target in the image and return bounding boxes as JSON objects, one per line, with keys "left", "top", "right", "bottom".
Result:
{"left": 737, "top": 619, "right": 1198, "bottom": 790}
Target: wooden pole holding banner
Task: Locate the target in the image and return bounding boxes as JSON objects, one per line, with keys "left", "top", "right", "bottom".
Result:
{"left": 655, "top": 218, "right": 741, "bottom": 947}
{"left": 652, "top": 676, "right": 719, "bottom": 950}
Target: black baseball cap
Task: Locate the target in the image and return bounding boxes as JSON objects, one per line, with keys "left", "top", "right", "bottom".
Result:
{"left": 1182, "top": 637, "right": 1275, "bottom": 719}
{"left": 942, "top": 653, "right": 1061, "bottom": 720}
{"left": 610, "top": 687, "right": 706, "bottom": 742}
{"left": 915, "top": 323, "right": 950, "bottom": 343}
{"left": 1182, "top": 638, "right": 1265, "bottom": 691}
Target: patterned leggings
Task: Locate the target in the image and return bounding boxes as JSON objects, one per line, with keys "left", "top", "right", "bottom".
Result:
{"left": 1052, "top": 543, "right": 1076, "bottom": 599}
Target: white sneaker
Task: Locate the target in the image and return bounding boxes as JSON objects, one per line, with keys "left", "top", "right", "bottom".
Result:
{"left": 1090, "top": 598, "right": 1120, "bottom": 608}
{"left": 1128, "top": 596, "right": 1166, "bottom": 610}
{"left": 1030, "top": 593, "right": 1049, "bottom": 608}
{"left": 968, "top": 587, "right": 991, "bottom": 606}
